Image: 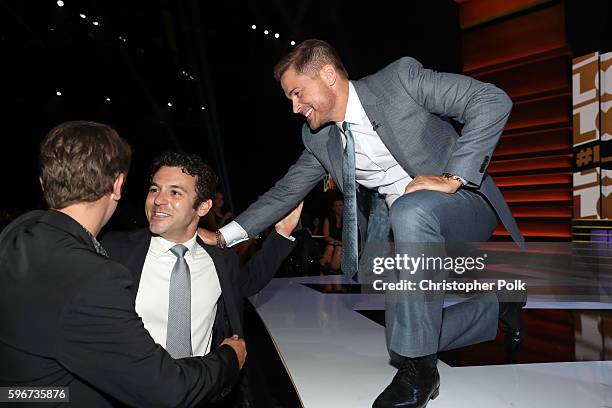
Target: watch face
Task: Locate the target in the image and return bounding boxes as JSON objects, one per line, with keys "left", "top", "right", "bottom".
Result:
{"left": 442, "top": 173, "right": 462, "bottom": 185}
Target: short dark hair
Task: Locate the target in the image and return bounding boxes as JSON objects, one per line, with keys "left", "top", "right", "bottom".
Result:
{"left": 150, "top": 151, "right": 218, "bottom": 208}
{"left": 273, "top": 39, "right": 348, "bottom": 81}
{"left": 39, "top": 121, "right": 132, "bottom": 209}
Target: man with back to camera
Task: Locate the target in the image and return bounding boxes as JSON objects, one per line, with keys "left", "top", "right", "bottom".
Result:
{"left": 200, "top": 39, "right": 528, "bottom": 408}
{"left": 0, "top": 121, "right": 246, "bottom": 407}
{"left": 101, "top": 151, "right": 301, "bottom": 406}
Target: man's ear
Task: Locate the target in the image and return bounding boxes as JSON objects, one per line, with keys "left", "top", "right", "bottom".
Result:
{"left": 196, "top": 198, "right": 213, "bottom": 217}
{"left": 320, "top": 64, "right": 337, "bottom": 86}
{"left": 111, "top": 173, "right": 126, "bottom": 201}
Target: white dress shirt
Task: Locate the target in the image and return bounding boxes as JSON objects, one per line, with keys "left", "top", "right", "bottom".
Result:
{"left": 336, "top": 81, "right": 413, "bottom": 207}
{"left": 136, "top": 233, "right": 221, "bottom": 356}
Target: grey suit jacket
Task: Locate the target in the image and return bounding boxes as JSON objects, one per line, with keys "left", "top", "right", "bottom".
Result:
{"left": 234, "top": 57, "right": 523, "bottom": 252}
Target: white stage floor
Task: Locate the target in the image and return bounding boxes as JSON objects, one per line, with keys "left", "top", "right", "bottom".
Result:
{"left": 250, "top": 275, "right": 612, "bottom": 408}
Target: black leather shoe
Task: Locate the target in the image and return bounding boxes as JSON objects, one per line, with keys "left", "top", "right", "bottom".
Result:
{"left": 496, "top": 288, "right": 528, "bottom": 361}
{"left": 372, "top": 355, "right": 439, "bottom": 408}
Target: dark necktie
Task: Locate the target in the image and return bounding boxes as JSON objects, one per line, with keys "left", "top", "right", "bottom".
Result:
{"left": 166, "top": 244, "right": 192, "bottom": 358}
{"left": 341, "top": 122, "right": 359, "bottom": 278}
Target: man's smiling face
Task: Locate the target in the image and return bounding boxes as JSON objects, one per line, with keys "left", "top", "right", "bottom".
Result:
{"left": 145, "top": 166, "right": 207, "bottom": 243}
{"left": 281, "top": 67, "right": 339, "bottom": 130}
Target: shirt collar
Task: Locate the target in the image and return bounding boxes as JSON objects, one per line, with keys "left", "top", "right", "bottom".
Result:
{"left": 149, "top": 232, "right": 198, "bottom": 259}
{"left": 337, "top": 81, "right": 367, "bottom": 129}
{"left": 81, "top": 225, "right": 109, "bottom": 258}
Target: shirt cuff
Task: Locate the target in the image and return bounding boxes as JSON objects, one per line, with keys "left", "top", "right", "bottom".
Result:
{"left": 219, "top": 221, "right": 249, "bottom": 247}
{"left": 275, "top": 229, "right": 296, "bottom": 242}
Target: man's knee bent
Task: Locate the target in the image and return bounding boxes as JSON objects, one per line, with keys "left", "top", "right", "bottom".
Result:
{"left": 389, "top": 191, "right": 445, "bottom": 240}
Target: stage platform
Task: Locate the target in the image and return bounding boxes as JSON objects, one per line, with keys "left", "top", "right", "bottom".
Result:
{"left": 250, "top": 274, "right": 612, "bottom": 407}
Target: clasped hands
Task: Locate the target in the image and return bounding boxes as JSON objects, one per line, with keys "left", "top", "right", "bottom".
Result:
{"left": 198, "top": 202, "right": 304, "bottom": 247}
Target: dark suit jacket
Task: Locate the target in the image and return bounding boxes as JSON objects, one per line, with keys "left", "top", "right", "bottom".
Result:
{"left": 100, "top": 227, "right": 295, "bottom": 351}
{"left": 0, "top": 210, "right": 240, "bottom": 407}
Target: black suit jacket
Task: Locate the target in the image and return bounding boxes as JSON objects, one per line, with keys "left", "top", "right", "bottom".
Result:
{"left": 100, "top": 227, "right": 295, "bottom": 348}
{"left": 0, "top": 210, "right": 240, "bottom": 407}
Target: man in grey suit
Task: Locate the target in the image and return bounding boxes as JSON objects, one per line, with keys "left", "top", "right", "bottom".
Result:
{"left": 203, "top": 39, "right": 526, "bottom": 408}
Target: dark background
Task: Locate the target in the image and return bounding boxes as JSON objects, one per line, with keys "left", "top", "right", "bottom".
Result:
{"left": 0, "top": 0, "right": 608, "bottom": 230}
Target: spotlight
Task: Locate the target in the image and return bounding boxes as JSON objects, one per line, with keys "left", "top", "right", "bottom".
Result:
{"left": 92, "top": 21, "right": 100, "bottom": 26}
{"left": 251, "top": 24, "right": 256, "bottom": 30}
{"left": 56, "top": 0, "right": 64, "bottom": 7}
{"left": 167, "top": 102, "right": 173, "bottom": 107}
{"left": 264, "top": 30, "right": 269, "bottom": 35}
{"left": 290, "top": 41, "right": 296, "bottom": 46}
{"left": 274, "top": 33, "right": 279, "bottom": 39}
{"left": 79, "top": 13, "right": 86, "bottom": 19}
{"left": 105, "top": 97, "right": 111, "bottom": 102}
{"left": 200, "top": 106, "right": 206, "bottom": 110}
{"left": 56, "top": 91, "right": 62, "bottom": 96}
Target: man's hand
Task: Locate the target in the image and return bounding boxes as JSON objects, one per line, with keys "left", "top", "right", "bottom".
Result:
{"left": 221, "top": 335, "right": 246, "bottom": 369}
{"left": 274, "top": 201, "right": 304, "bottom": 237}
{"left": 404, "top": 174, "right": 462, "bottom": 195}
{"left": 197, "top": 227, "right": 218, "bottom": 246}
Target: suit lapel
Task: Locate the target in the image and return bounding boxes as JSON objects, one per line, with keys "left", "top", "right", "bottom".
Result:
{"left": 352, "top": 80, "right": 411, "bottom": 175}
{"left": 365, "top": 105, "right": 397, "bottom": 152}
{"left": 126, "top": 229, "right": 152, "bottom": 294}
{"left": 197, "top": 239, "right": 243, "bottom": 337}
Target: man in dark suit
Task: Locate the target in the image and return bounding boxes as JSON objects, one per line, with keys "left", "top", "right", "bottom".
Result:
{"left": 201, "top": 39, "right": 527, "bottom": 407}
{"left": 0, "top": 121, "right": 245, "bottom": 407}
{"left": 101, "top": 151, "right": 300, "bottom": 406}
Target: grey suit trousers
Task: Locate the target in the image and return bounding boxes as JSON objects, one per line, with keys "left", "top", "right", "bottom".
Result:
{"left": 385, "top": 189, "right": 499, "bottom": 358}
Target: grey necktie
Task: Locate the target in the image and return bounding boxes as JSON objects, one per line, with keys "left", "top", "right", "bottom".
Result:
{"left": 341, "top": 122, "right": 359, "bottom": 278}
{"left": 166, "top": 244, "right": 192, "bottom": 358}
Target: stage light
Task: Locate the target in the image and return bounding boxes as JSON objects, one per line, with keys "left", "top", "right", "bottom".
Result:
{"left": 105, "top": 97, "right": 111, "bottom": 102}
{"left": 167, "top": 102, "right": 172, "bottom": 107}
{"left": 291, "top": 41, "right": 296, "bottom": 46}
{"left": 200, "top": 106, "right": 206, "bottom": 110}
{"left": 56, "top": 1, "right": 64, "bottom": 7}
{"left": 275, "top": 33, "right": 279, "bottom": 38}
{"left": 56, "top": 91, "right": 62, "bottom": 96}
{"left": 264, "top": 30, "right": 269, "bottom": 35}
{"left": 79, "top": 13, "right": 86, "bottom": 19}
{"left": 92, "top": 21, "right": 100, "bottom": 26}
{"left": 251, "top": 24, "right": 256, "bottom": 30}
